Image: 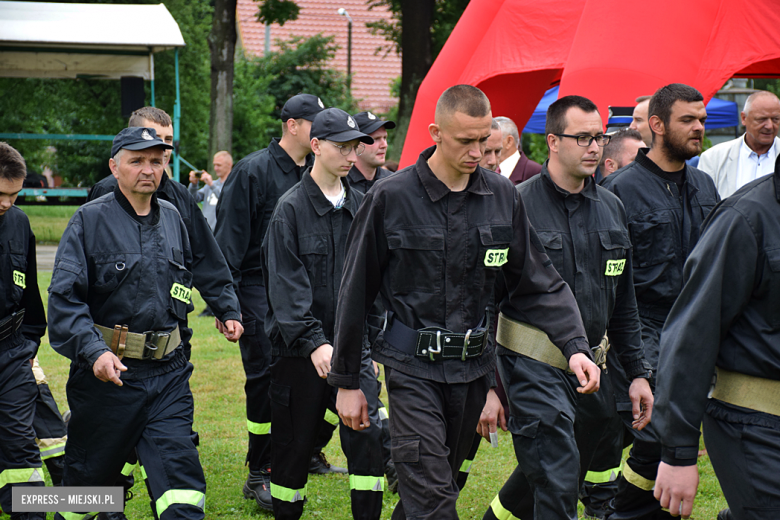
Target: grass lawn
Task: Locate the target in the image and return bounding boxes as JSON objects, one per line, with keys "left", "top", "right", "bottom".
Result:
{"left": 18, "top": 206, "right": 79, "bottom": 244}
{"left": 32, "top": 271, "right": 728, "bottom": 519}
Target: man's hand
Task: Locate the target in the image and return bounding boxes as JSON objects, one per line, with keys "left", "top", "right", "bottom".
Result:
{"left": 569, "top": 353, "right": 600, "bottom": 394}
{"left": 477, "top": 389, "right": 507, "bottom": 441}
{"left": 93, "top": 351, "right": 127, "bottom": 386}
{"left": 201, "top": 172, "right": 213, "bottom": 186}
{"left": 654, "top": 462, "right": 699, "bottom": 518}
{"left": 223, "top": 320, "right": 244, "bottom": 342}
{"left": 629, "top": 377, "right": 654, "bottom": 430}
{"left": 188, "top": 170, "right": 199, "bottom": 185}
{"left": 337, "top": 388, "right": 369, "bottom": 431}
{"left": 310, "top": 344, "right": 333, "bottom": 379}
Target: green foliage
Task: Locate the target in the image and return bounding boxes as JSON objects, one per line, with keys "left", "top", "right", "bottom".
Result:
{"left": 366, "top": 0, "right": 470, "bottom": 60}
{"left": 232, "top": 34, "right": 357, "bottom": 156}
{"left": 254, "top": 0, "right": 301, "bottom": 26}
{"left": 523, "top": 133, "right": 549, "bottom": 165}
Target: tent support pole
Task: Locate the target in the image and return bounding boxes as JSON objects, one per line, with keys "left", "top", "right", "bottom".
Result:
{"left": 173, "top": 47, "right": 181, "bottom": 183}
{"left": 150, "top": 51, "right": 155, "bottom": 107}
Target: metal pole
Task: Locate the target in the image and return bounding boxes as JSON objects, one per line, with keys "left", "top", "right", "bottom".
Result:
{"left": 264, "top": 24, "right": 271, "bottom": 56}
{"left": 174, "top": 48, "right": 181, "bottom": 183}
{"left": 150, "top": 51, "right": 155, "bottom": 107}
{"left": 347, "top": 19, "right": 352, "bottom": 91}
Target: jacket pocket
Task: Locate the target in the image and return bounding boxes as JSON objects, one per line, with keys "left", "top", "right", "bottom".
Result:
{"left": 298, "top": 235, "right": 328, "bottom": 288}
{"left": 599, "top": 229, "right": 631, "bottom": 290}
{"left": 269, "top": 382, "right": 293, "bottom": 446}
{"left": 764, "top": 249, "right": 780, "bottom": 328}
{"left": 7, "top": 240, "right": 27, "bottom": 305}
{"left": 386, "top": 228, "right": 444, "bottom": 294}
{"left": 91, "top": 255, "right": 127, "bottom": 295}
{"left": 630, "top": 220, "right": 675, "bottom": 268}
{"left": 474, "top": 224, "right": 512, "bottom": 287}
{"left": 536, "top": 231, "right": 564, "bottom": 276}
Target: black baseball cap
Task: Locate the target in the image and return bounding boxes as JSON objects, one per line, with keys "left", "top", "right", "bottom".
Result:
{"left": 352, "top": 111, "right": 396, "bottom": 135}
{"left": 111, "top": 127, "right": 173, "bottom": 158}
{"left": 311, "top": 108, "right": 374, "bottom": 145}
{"left": 280, "top": 94, "right": 326, "bottom": 122}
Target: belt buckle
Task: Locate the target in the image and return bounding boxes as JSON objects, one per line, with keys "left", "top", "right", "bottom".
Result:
{"left": 143, "top": 331, "right": 170, "bottom": 360}
{"left": 428, "top": 330, "right": 442, "bottom": 361}
{"left": 461, "top": 329, "right": 472, "bottom": 361}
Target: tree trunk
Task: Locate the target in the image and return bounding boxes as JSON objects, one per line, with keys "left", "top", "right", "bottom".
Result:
{"left": 398, "top": 0, "right": 435, "bottom": 120}
{"left": 208, "top": 0, "right": 237, "bottom": 169}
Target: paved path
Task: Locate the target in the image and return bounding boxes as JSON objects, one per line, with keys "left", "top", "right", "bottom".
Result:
{"left": 37, "top": 244, "right": 57, "bottom": 272}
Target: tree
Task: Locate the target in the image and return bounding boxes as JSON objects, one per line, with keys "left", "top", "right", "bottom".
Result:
{"left": 208, "top": 0, "right": 238, "bottom": 166}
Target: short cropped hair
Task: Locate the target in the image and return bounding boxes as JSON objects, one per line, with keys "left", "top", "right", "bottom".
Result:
{"left": 128, "top": 106, "right": 172, "bottom": 128}
{"left": 743, "top": 90, "right": 780, "bottom": 114}
{"left": 214, "top": 150, "right": 233, "bottom": 163}
{"left": 491, "top": 118, "right": 501, "bottom": 131}
{"left": 635, "top": 95, "right": 651, "bottom": 104}
{"left": 494, "top": 116, "right": 519, "bottom": 144}
{"left": 435, "top": 85, "right": 491, "bottom": 122}
{"left": 648, "top": 83, "right": 703, "bottom": 129}
{"left": 546, "top": 95, "right": 599, "bottom": 137}
{"left": 600, "top": 128, "right": 643, "bottom": 169}
{"left": 0, "top": 142, "right": 27, "bottom": 180}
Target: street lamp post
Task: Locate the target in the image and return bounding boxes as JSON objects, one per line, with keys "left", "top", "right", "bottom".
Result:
{"left": 337, "top": 8, "right": 353, "bottom": 91}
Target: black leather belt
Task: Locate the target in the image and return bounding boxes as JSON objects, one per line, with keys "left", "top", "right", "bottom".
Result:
{"left": 0, "top": 309, "right": 25, "bottom": 343}
{"left": 384, "top": 313, "right": 487, "bottom": 362}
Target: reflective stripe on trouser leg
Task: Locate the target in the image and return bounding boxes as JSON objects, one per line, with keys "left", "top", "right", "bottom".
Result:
{"left": 488, "top": 494, "right": 521, "bottom": 520}
{"left": 38, "top": 440, "right": 67, "bottom": 461}
{"left": 156, "top": 490, "right": 205, "bottom": 518}
{"left": 585, "top": 462, "right": 622, "bottom": 484}
{"left": 247, "top": 420, "right": 271, "bottom": 435}
{"left": 58, "top": 512, "right": 98, "bottom": 520}
{"left": 270, "top": 483, "right": 307, "bottom": 503}
{"left": 121, "top": 462, "right": 137, "bottom": 477}
{"left": 622, "top": 462, "right": 654, "bottom": 491}
{"left": 0, "top": 467, "right": 44, "bottom": 488}
{"left": 349, "top": 475, "right": 384, "bottom": 492}
{"left": 459, "top": 459, "right": 473, "bottom": 474}
{"left": 323, "top": 409, "right": 340, "bottom": 426}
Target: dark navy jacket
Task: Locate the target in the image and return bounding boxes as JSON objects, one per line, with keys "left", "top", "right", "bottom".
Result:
{"left": 0, "top": 206, "right": 46, "bottom": 357}
{"left": 601, "top": 149, "right": 720, "bottom": 322}
{"left": 49, "top": 190, "right": 239, "bottom": 379}
{"left": 345, "top": 165, "right": 393, "bottom": 196}
{"left": 215, "top": 139, "right": 314, "bottom": 289}
{"left": 655, "top": 163, "right": 780, "bottom": 466}
{"left": 518, "top": 166, "right": 648, "bottom": 378}
{"left": 328, "top": 146, "right": 590, "bottom": 390}
{"left": 262, "top": 170, "right": 363, "bottom": 358}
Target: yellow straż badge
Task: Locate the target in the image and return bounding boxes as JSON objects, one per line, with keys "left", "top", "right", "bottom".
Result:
{"left": 13, "top": 270, "right": 26, "bottom": 289}
{"left": 170, "top": 283, "right": 192, "bottom": 304}
{"left": 484, "top": 249, "right": 509, "bottom": 267}
{"left": 605, "top": 259, "right": 626, "bottom": 276}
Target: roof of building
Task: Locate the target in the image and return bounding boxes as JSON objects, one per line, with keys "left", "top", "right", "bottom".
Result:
{"left": 237, "top": 0, "right": 401, "bottom": 113}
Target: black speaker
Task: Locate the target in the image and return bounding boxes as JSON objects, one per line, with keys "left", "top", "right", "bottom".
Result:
{"left": 121, "top": 77, "right": 145, "bottom": 118}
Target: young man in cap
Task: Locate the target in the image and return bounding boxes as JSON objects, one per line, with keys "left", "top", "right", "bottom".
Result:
{"left": 262, "top": 108, "right": 385, "bottom": 519}
{"left": 330, "top": 85, "right": 600, "bottom": 519}
{"left": 0, "top": 142, "right": 47, "bottom": 520}
{"left": 49, "top": 127, "right": 243, "bottom": 520}
{"left": 347, "top": 111, "right": 396, "bottom": 195}
{"left": 214, "top": 93, "right": 347, "bottom": 511}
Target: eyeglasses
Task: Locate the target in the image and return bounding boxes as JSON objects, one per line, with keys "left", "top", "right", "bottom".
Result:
{"left": 329, "top": 141, "right": 365, "bottom": 156}
{"left": 554, "top": 134, "right": 611, "bottom": 147}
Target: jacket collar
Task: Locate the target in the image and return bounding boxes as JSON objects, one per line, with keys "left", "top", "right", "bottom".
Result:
{"left": 635, "top": 148, "right": 700, "bottom": 197}
{"left": 415, "top": 145, "right": 492, "bottom": 202}
{"left": 113, "top": 185, "right": 160, "bottom": 225}
{"left": 270, "top": 138, "right": 313, "bottom": 175}
{"left": 302, "top": 168, "right": 358, "bottom": 217}
{"left": 540, "top": 161, "right": 600, "bottom": 201}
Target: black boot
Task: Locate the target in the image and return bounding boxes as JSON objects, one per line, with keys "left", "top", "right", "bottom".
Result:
{"left": 243, "top": 467, "right": 273, "bottom": 511}
{"left": 96, "top": 513, "right": 129, "bottom": 520}
{"left": 308, "top": 452, "right": 347, "bottom": 475}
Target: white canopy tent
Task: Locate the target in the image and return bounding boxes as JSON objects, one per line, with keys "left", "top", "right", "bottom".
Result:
{"left": 0, "top": 1, "right": 187, "bottom": 191}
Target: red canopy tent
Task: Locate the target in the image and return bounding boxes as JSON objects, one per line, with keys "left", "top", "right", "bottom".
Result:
{"left": 398, "top": 0, "right": 586, "bottom": 167}
{"left": 558, "top": 0, "right": 780, "bottom": 125}
{"left": 400, "top": 0, "right": 780, "bottom": 167}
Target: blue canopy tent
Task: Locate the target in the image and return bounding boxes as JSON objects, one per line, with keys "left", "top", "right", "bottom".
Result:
{"left": 522, "top": 86, "right": 739, "bottom": 133}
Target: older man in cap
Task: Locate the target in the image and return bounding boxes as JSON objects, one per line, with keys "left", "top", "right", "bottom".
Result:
{"left": 49, "top": 127, "right": 243, "bottom": 520}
